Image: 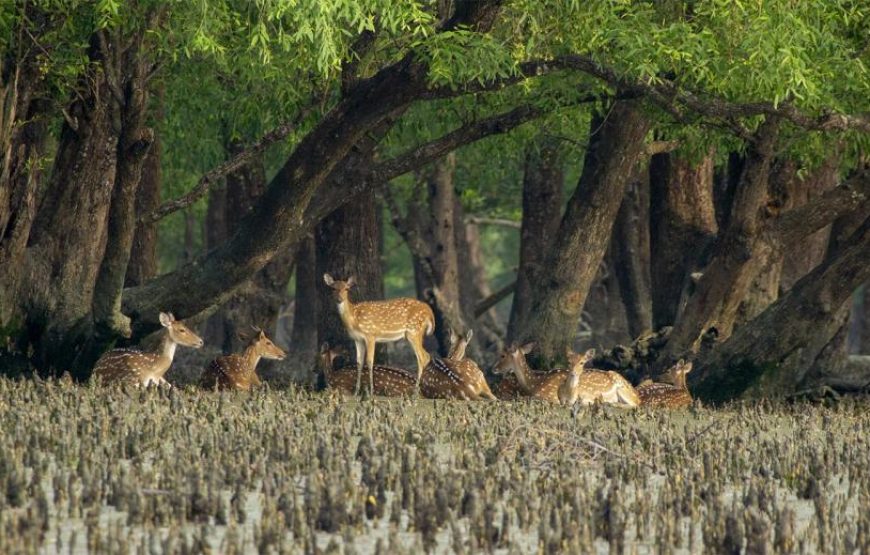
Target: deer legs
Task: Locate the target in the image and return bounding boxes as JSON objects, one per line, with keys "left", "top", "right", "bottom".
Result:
{"left": 365, "top": 338, "right": 377, "bottom": 396}
{"left": 406, "top": 330, "right": 429, "bottom": 390}
{"left": 354, "top": 340, "right": 365, "bottom": 395}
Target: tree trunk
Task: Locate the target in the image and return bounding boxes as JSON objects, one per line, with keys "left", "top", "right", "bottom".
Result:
{"left": 289, "top": 236, "right": 318, "bottom": 373}
{"left": 24, "top": 43, "right": 122, "bottom": 371}
{"left": 649, "top": 151, "right": 717, "bottom": 329}
{"left": 692, "top": 215, "right": 870, "bottom": 401}
{"left": 660, "top": 119, "right": 781, "bottom": 362}
{"left": 581, "top": 250, "right": 631, "bottom": 349}
{"left": 612, "top": 165, "right": 653, "bottom": 338}
{"left": 126, "top": 92, "right": 163, "bottom": 287}
{"left": 520, "top": 100, "right": 652, "bottom": 365}
{"left": 507, "top": 139, "right": 564, "bottom": 343}
{"left": 315, "top": 190, "right": 384, "bottom": 358}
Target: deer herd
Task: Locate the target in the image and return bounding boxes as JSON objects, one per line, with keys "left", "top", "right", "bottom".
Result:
{"left": 92, "top": 274, "right": 694, "bottom": 409}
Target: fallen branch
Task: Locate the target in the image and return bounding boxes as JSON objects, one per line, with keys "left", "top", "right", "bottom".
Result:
{"left": 474, "top": 280, "right": 516, "bottom": 317}
{"left": 465, "top": 216, "right": 521, "bottom": 229}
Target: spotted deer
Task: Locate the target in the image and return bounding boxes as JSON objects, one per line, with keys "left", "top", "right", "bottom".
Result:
{"left": 92, "top": 312, "right": 204, "bottom": 386}
{"left": 200, "top": 328, "right": 286, "bottom": 391}
{"left": 317, "top": 343, "right": 417, "bottom": 397}
{"left": 557, "top": 349, "right": 641, "bottom": 408}
{"left": 420, "top": 329, "right": 496, "bottom": 400}
{"left": 637, "top": 359, "right": 693, "bottom": 408}
{"left": 323, "top": 273, "right": 435, "bottom": 394}
{"left": 491, "top": 343, "right": 568, "bottom": 399}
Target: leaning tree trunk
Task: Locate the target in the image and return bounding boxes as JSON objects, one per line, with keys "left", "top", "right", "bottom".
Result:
{"left": 507, "top": 138, "right": 564, "bottom": 343}
{"left": 659, "top": 120, "right": 781, "bottom": 363}
{"left": 692, "top": 214, "right": 870, "bottom": 402}
{"left": 315, "top": 190, "right": 384, "bottom": 359}
{"left": 520, "top": 100, "right": 652, "bottom": 365}
{"left": 648, "top": 151, "right": 718, "bottom": 329}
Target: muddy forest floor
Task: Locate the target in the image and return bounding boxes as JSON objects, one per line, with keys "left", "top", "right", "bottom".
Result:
{"left": 1, "top": 376, "right": 869, "bottom": 554}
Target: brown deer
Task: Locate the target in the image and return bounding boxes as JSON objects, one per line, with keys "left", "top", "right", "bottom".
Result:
{"left": 323, "top": 273, "right": 435, "bottom": 394}
{"left": 317, "top": 343, "right": 417, "bottom": 397}
{"left": 491, "top": 343, "right": 567, "bottom": 398}
{"left": 557, "top": 349, "right": 641, "bottom": 407}
{"left": 420, "top": 329, "right": 497, "bottom": 400}
{"left": 637, "top": 359, "right": 693, "bottom": 408}
{"left": 200, "top": 328, "right": 286, "bottom": 391}
{"left": 92, "top": 312, "right": 204, "bottom": 386}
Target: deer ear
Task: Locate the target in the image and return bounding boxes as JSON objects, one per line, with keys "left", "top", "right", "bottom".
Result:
{"left": 159, "top": 312, "right": 174, "bottom": 327}
{"left": 323, "top": 273, "right": 335, "bottom": 287}
{"left": 465, "top": 329, "right": 474, "bottom": 342}
{"left": 320, "top": 342, "right": 329, "bottom": 353}
{"left": 346, "top": 276, "right": 356, "bottom": 288}
{"left": 584, "top": 348, "right": 597, "bottom": 359}
{"left": 520, "top": 342, "right": 535, "bottom": 355}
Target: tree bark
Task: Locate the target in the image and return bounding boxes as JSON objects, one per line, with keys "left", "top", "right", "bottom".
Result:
{"left": 507, "top": 139, "right": 564, "bottom": 343}
{"left": 125, "top": 91, "right": 163, "bottom": 287}
{"left": 520, "top": 100, "right": 652, "bottom": 365}
{"left": 612, "top": 165, "right": 653, "bottom": 338}
{"left": 290, "top": 236, "right": 318, "bottom": 358}
{"left": 649, "top": 151, "right": 717, "bottom": 329}
{"left": 661, "top": 119, "right": 781, "bottom": 361}
{"left": 315, "top": 190, "right": 384, "bottom": 358}
{"left": 692, "top": 215, "right": 870, "bottom": 401}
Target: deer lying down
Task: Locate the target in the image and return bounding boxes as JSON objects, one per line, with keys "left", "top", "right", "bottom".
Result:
{"left": 93, "top": 312, "right": 203, "bottom": 387}
{"left": 420, "top": 329, "right": 496, "bottom": 400}
{"left": 317, "top": 343, "right": 417, "bottom": 397}
{"left": 557, "top": 349, "right": 640, "bottom": 408}
{"left": 637, "top": 359, "right": 694, "bottom": 408}
{"left": 200, "top": 328, "right": 286, "bottom": 391}
{"left": 492, "top": 342, "right": 569, "bottom": 400}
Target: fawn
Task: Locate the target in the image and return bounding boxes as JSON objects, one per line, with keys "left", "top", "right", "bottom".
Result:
{"left": 200, "top": 328, "right": 286, "bottom": 391}
{"left": 317, "top": 343, "right": 417, "bottom": 397}
{"left": 420, "top": 329, "right": 496, "bottom": 400}
{"left": 323, "top": 273, "right": 434, "bottom": 394}
{"left": 556, "top": 349, "right": 640, "bottom": 407}
{"left": 92, "top": 312, "right": 203, "bottom": 386}
{"left": 637, "top": 359, "right": 693, "bottom": 408}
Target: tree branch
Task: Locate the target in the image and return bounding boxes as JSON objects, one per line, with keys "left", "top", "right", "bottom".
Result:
{"left": 140, "top": 110, "right": 313, "bottom": 224}
{"left": 769, "top": 167, "right": 870, "bottom": 247}
{"left": 544, "top": 54, "right": 870, "bottom": 134}
{"left": 474, "top": 280, "right": 516, "bottom": 317}
{"left": 465, "top": 216, "right": 521, "bottom": 229}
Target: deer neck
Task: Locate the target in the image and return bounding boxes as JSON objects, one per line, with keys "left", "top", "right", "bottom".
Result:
{"left": 158, "top": 331, "right": 178, "bottom": 365}
{"left": 336, "top": 292, "right": 358, "bottom": 331}
{"left": 512, "top": 357, "right": 533, "bottom": 393}
{"left": 242, "top": 345, "right": 261, "bottom": 374}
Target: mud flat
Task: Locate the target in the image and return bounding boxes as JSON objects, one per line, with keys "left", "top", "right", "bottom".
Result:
{"left": 0, "top": 378, "right": 867, "bottom": 553}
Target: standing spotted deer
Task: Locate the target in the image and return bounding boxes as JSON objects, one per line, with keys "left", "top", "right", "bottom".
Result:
{"left": 317, "top": 343, "right": 417, "bottom": 397}
{"left": 420, "top": 329, "right": 497, "bottom": 400}
{"left": 637, "top": 359, "right": 693, "bottom": 408}
{"left": 323, "top": 273, "right": 435, "bottom": 394}
{"left": 92, "top": 312, "right": 204, "bottom": 386}
{"left": 557, "top": 349, "right": 641, "bottom": 408}
{"left": 200, "top": 328, "right": 286, "bottom": 391}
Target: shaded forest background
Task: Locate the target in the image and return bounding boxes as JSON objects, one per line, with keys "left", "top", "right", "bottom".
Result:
{"left": 1, "top": 0, "right": 869, "bottom": 400}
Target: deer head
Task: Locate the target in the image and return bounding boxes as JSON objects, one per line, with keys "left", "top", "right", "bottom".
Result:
{"left": 323, "top": 274, "right": 356, "bottom": 301}
{"left": 566, "top": 348, "right": 596, "bottom": 374}
{"left": 160, "top": 312, "right": 204, "bottom": 348}
{"left": 245, "top": 327, "right": 286, "bottom": 361}
{"left": 492, "top": 342, "right": 534, "bottom": 376}
{"left": 664, "top": 359, "right": 693, "bottom": 388}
